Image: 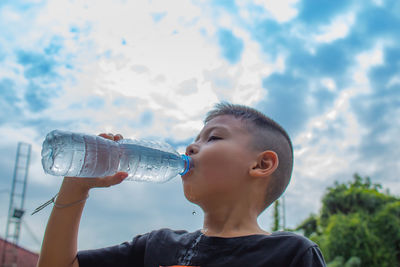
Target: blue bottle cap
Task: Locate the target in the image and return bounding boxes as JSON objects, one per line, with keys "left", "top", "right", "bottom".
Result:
{"left": 180, "top": 154, "right": 191, "bottom": 176}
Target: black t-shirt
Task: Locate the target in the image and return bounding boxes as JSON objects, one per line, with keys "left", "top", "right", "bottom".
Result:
{"left": 77, "top": 228, "right": 326, "bottom": 267}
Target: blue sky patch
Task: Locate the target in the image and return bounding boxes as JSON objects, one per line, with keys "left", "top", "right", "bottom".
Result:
{"left": 369, "top": 47, "right": 400, "bottom": 90}
{"left": 217, "top": 28, "right": 244, "bottom": 64}
{"left": 0, "top": 78, "right": 18, "bottom": 103}
{"left": 297, "top": 0, "right": 351, "bottom": 24}
{"left": 139, "top": 110, "right": 154, "bottom": 127}
{"left": 16, "top": 50, "right": 58, "bottom": 79}
{"left": 212, "top": 0, "right": 238, "bottom": 14}
{"left": 44, "top": 38, "right": 63, "bottom": 55}
{"left": 87, "top": 96, "right": 105, "bottom": 109}
{"left": 260, "top": 73, "right": 310, "bottom": 135}
{"left": 24, "top": 82, "right": 51, "bottom": 112}
{"left": 151, "top": 12, "right": 167, "bottom": 23}
{"left": 289, "top": 42, "right": 351, "bottom": 80}
{"left": 70, "top": 26, "right": 79, "bottom": 33}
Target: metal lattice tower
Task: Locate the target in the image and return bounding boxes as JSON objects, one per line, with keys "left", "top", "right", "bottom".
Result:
{"left": 1, "top": 142, "right": 31, "bottom": 267}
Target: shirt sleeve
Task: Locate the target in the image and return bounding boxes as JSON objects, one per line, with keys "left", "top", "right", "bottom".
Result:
{"left": 291, "top": 245, "right": 327, "bottom": 267}
{"left": 77, "top": 233, "right": 148, "bottom": 267}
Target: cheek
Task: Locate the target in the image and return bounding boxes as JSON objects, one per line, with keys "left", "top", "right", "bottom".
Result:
{"left": 200, "top": 147, "right": 248, "bottom": 179}
{"left": 200, "top": 149, "right": 227, "bottom": 174}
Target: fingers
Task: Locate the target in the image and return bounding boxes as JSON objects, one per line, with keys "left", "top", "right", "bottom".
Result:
{"left": 64, "top": 172, "right": 128, "bottom": 190}
{"left": 114, "top": 134, "right": 123, "bottom": 141}
{"left": 66, "top": 132, "right": 126, "bottom": 190}
{"left": 99, "top": 133, "right": 124, "bottom": 141}
{"left": 95, "top": 172, "right": 129, "bottom": 188}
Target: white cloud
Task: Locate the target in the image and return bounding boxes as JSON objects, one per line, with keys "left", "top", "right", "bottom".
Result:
{"left": 371, "top": 0, "right": 384, "bottom": 6}
{"left": 253, "top": 0, "right": 299, "bottom": 23}
{"left": 320, "top": 77, "right": 337, "bottom": 92}
{"left": 313, "top": 13, "right": 355, "bottom": 43}
{"left": 36, "top": 0, "right": 276, "bottom": 134}
{"left": 356, "top": 44, "right": 384, "bottom": 69}
{"left": 286, "top": 39, "right": 400, "bottom": 222}
{"left": 288, "top": 89, "right": 365, "bottom": 217}
{"left": 297, "top": 44, "right": 384, "bottom": 179}
{"left": 352, "top": 43, "right": 384, "bottom": 88}
{"left": 0, "top": 5, "right": 22, "bottom": 22}
{"left": 2, "top": 0, "right": 399, "bottom": 255}
{"left": 387, "top": 75, "right": 400, "bottom": 87}
{"left": 1, "top": 1, "right": 284, "bottom": 252}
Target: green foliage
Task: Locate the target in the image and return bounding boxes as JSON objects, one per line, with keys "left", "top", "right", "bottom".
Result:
{"left": 327, "top": 256, "right": 345, "bottom": 267}
{"left": 320, "top": 174, "right": 395, "bottom": 226}
{"left": 297, "top": 174, "right": 400, "bottom": 267}
{"left": 371, "top": 201, "right": 400, "bottom": 265}
{"left": 327, "top": 256, "right": 361, "bottom": 267}
{"left": 321, "top": 213, "right": 381, "bottom": 266}
{"left": 296, "top": 213, "right": 318, "bottom": 237}
{"left": 272, "top": 200, "right": 280, "bottom": 231}
{"left": 345, "top": 256, "right": 362, "bottom": 267}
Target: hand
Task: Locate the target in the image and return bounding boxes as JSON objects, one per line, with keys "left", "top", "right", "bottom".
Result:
{"left": 64, "top": 133, "right": 129, "bottom": 191}
{"left": 37, "top": 132, "right": 128, "bottom": 267}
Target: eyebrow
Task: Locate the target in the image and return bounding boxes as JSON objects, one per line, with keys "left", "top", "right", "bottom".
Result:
{"left": 195, "top": 126, "right": 229, "bottom": 142}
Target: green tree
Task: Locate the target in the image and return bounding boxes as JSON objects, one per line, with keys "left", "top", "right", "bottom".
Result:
{"left": 372, "top": 201, "right": 400, "bottom": 264}
{"left": 295, "top": 213, "right": 318, "bottom": 237}
{"left": 297, "top": 174, "right": 400, "bottom": 267}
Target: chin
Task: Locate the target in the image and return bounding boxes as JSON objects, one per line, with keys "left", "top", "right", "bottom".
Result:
{"left": 183, "top": 185, "right": 199, "bottom": 204}
{"left": 183, "top": 189, "right": 196, "bottom": 203}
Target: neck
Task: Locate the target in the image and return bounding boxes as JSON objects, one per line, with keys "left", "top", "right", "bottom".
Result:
{"left": 200, "top": 200, "right": 269, "bottom": 237}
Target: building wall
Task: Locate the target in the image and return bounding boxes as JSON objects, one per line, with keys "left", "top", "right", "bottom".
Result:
{"left": 0, "top": 238, "right": 38, "bottom": 267}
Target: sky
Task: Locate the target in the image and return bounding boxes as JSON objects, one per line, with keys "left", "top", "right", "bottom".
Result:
{"left": 0, "top": 0, "right": 399, "bottom": 253}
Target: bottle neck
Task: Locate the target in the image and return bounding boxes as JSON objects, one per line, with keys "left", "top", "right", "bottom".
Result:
{"left": 180, "top": 154, "right": 192, "bottom": 175}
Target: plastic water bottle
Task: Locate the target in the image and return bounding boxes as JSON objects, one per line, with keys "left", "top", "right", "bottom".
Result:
{"left": 41, "top": 130, "right": 192, "bottom": 183}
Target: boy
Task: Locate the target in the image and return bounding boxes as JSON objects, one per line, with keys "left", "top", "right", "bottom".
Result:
{"left": 37, "top": 103, "right": 326, "bottom": 267}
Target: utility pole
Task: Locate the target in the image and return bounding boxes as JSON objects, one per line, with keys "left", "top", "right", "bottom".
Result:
{"left": 282, "top": 194, "right": 286, "bottom": 230}
{"left": 1, "top": 142, "right": 31, "bottom": 267}
{"left": 272, "top": 195, "right": 287, "bottom": 232}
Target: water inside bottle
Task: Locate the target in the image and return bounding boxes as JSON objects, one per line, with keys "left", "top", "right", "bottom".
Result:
{"left": 41, "top": 131, "right": 87, "bottom": 176}
{"left": 42, "top": 130, "right": 191, "bottom": 181}
{"left": 118, "top": 141, "right": 185, "bottom": 183}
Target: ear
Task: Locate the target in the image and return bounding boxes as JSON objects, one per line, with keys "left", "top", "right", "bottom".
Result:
{"left": 249, "top": 150, "right": 279, "bottom": 178}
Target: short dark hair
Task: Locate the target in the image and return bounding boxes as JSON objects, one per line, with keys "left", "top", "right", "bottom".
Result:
{"left": 205, "top": 102, "right": 293, "bottom": 210}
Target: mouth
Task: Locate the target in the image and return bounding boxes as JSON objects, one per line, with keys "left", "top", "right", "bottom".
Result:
{"left": 183, "top": 164, "right": 194, "bottom": 174}
{"left": 181, "top": 159, "right": 194, "bottom": 179}
{"left": 181, "top": 170, "right": 191, "bottom": 178}
{"left": 189, "top": 157, "right": 195, "bottom": 169}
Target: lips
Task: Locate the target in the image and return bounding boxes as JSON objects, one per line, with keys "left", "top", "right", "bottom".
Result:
{"left": 189, "top": 157, "right": 195, "bottom": 170}
{"left": 181, "top": 158, "right": 195, "bottom": 179}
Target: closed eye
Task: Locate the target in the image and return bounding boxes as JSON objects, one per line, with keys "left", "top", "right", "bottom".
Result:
{"left": 207, "top": 136, "right": 222, "bottom": 142}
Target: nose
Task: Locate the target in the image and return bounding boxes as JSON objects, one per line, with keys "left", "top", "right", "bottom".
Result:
{"left": 185, "top": 143, "right": 199, "bottom": 156}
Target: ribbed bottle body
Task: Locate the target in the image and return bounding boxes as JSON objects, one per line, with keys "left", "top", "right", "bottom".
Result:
{"left": 118, "top": 139, "right": 185, "bottom": 182}
{"left": 41, "top": 130, "right": 190, "bottom": 182}
{"left": 41, "top": 130, "right": 120, "bottom": 177}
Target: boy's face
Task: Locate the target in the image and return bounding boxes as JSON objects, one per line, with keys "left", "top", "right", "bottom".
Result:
{"left": 182, "top": 115, "right": 258, "bottom": 206}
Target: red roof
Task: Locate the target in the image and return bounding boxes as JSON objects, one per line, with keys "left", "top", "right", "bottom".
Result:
{"left": 0, "top": 238, "right": 38, "bottom": 267}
